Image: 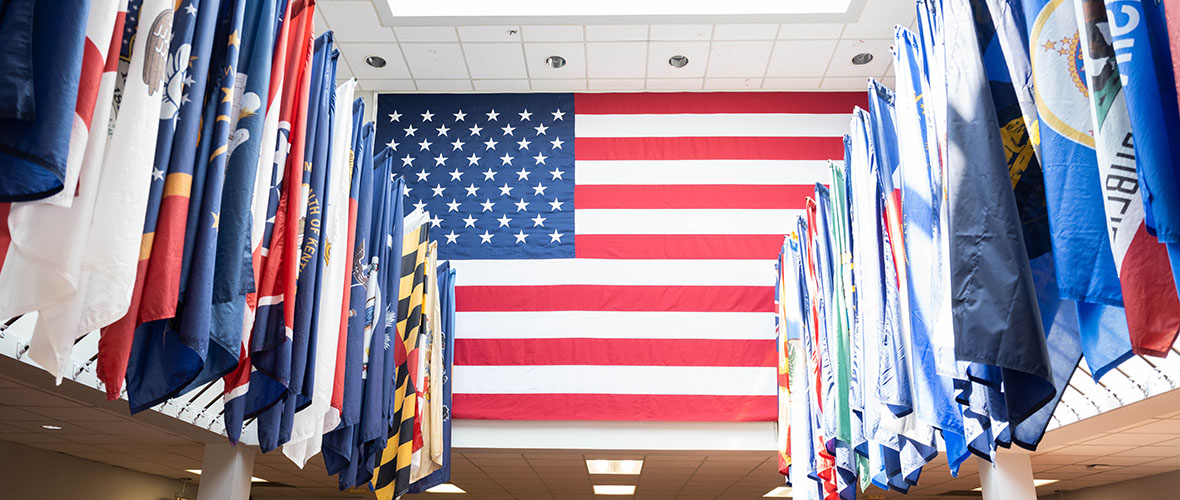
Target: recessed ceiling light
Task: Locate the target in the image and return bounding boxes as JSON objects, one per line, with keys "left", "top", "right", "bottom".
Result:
{"left": 668, "top": 55, "right": 689, "bottom": 68}
{"left": 593, "top": 485, "right": 636, "bottom": 495}
{"left": 40, "top": 424, "right": 63, "bottom": 431}
{"left": 185, "top": 469, "right": 268, "bottom": 483}
{"left": 364, "top": 55, "right": 387, "bottom": 68}
{"left": 425, "top": 483, "right": 467, "bottom": 494}
{"left": 586, "top": 459, "right": 643, "bottom": 475}
{"left": 545, "top": 55, "right": 567, "bottom": 69}
{"left": 851, "top": 52, "right": 873, "bottom": 65}
{"left": 972, "top": 478, "right": 1058, "bottom": 491}
{"left": 764, "top": 486, "right": 793, "bottom": 497}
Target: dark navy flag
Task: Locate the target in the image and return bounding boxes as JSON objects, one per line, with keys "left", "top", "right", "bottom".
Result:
{"left": 323, "top": 117, "right": 375, "bottom": 482}
{"left": 126, "top": 0, "right": 247, "bottom": 413}
{"left": 204, "top": 0, "right": 281, "bottom": 390}
{"left": 0, "top": 0, "right": 90, "bottom": 201}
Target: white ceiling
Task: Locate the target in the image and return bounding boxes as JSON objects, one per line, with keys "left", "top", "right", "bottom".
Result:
{"left": 315, "top": 0, "right": 910, "bottom": 93}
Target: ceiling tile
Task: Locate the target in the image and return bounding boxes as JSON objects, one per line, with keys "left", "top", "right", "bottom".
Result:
{"left": 843, "top": 0, "right": 916, "bottom": 39}
{"left": 357, "top": 79, "right": 415, "bottom": 92}
{"left": 338, "top": 42, "right": 412, "bottom": 79}
{"left": 318, "top": 1, "right": 395, "bottom": 43}
{"left": 821, "top": 76, "right": 872, "bottom": 91}
{"left": 313, "top": 8, "right": 330, "bottom": 36}
{"left": 523, "top": 43, "right": 586, "bottom": 79}
{"left": 400, "top": 43, "right": 469, "bottom": 79}
{"left": 762, "top": 77, "right": 822, "bottom": 89}
{"left": 649, "top": 24, "right": 712, "bottom": 41}
{"left": 778, "top": 22, "right": 845, "bottom": 40}
{"left": 463, "top": 43, "right": 529, "bottom": 79}
{"left": 825, "top": 38, "right": 893, "bottom": 77}
{"left": 473, "top": 79, "right": 532, "bottom": 91}
{"left": 587, "top": 42, "right": 648, "bottom": 79}
{"left": 335, "top": 57, "right": 355, "bottom": 81}
{"left": 703, "top": 77, "right": 759, "bottom": 90}
{"left": 647, "top": 41, "right": 709, "bottom": 78}
{"left": 458, "top": 25, "right": 522, "bottom": 42}
{"left": 522, "top": 25, "right": 585, "bottom": 42}
{"left": 531, "top": 79, "right": 588, "bottom": 90}
{"left": 765, "top": 39, "right": 838, "bottom": 78}
{"left": 393, "top": 26, "right": 459, "bottom": 42}
{"left": 586, "top": 25, "right": 649, "bottom": 42}
{"left": 646, "top": 78, "right": 703, "bottom": 90}
{"left": 705, "top": 41, "right": 773, "bottom": 78}
{"left": 712, "top": 24, "right": 779, "bottom": 40}
{"left": 589, "top": 79, "right": 646, "bottom": 90}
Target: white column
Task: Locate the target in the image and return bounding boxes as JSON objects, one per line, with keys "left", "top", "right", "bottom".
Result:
{"left": 195, "top": 443, "right": 255, "bottom": 500}
{"left": 977, "top": 450, "right": 1037, "bottom": 500}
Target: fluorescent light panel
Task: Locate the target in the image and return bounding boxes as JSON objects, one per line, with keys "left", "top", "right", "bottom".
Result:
{"left": 764, "top": 486, "right": 793, "bottom": 497}
{"left": 586, "top": 459, "right": 643, "bottom": 475}
{"left": 972, "top": 479, "right": 1058, "bottom": 492}
{"left": 384, "top": 0, "right": 853, "bottom": 18}
{"left": 184, "top": 469, "right": 268, "bottom": 483}
{"left": 594, "top": 485, "right": 636, "bottom": 495}
{"left": 426, "top": 483, "right": 467, "bottom": 494}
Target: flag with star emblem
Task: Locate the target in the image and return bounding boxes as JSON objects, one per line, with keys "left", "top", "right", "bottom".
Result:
{"left": 375, "top": 92, "right": 863, "bottom": 421}
{"left": 125, "top": 0, "right": 247, "bottom": 413}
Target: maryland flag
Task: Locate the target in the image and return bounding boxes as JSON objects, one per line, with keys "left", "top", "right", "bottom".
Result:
{"left": 372, "top": 217, "right": 430, "bottom": 500}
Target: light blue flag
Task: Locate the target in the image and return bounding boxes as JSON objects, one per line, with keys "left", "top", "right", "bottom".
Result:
{"left": 1103, "top": 0, "right": 1180, "bottom": 296}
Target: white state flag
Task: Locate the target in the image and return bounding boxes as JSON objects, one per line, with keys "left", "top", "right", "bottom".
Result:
{"left": 0, "top": 0, "right": 127, "bottom": 381}
{"left": 283, "top": 79, "right": 357, "bottom": 468}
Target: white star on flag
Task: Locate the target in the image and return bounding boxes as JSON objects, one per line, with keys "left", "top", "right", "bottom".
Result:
{"left": 482, "top": 168, "right": 497, "bottom": 181}
{"left": 502, "top": 124, "right": 516, "bottom": 136}
{"left": 551, "top": 109, "right": 565, "bottom": 120}
{"left": 431, "top": 184, "right": 445, "bottom": 197}
{"left": 401, "top": 154, "right": 414, "bottom": 166}
{"left": 498, "top": 183, "right": 514, "bottom": 196}
{"left": 479, "top": 230, "right": 494, "bottom": 244}
{"left": 437, "top": 124, "right": 450, "bottom": 136}
{"left": 421, "top": 110, "right": 434, "bottom": 121}
{"left": 451, "top": 139, "right": 465, "bottom": 150}
{"left": 447, "top": 199, "right": 462, "bottom": 212}
{"left": 514, "top": 230, "right": 529, "bottom": 243}
{"left": 517, "top": 138, "right": 531, "bottom": 150}
{"left": 469, "top": 123, "right": 483, "bottom": 135}
{"left": 428, "top": 214, "right": 443, "bottom": 227}
{"left": 499, "top": 154, "right": 514, "bottom": 165}
{"left": 531, "top": 214, "right": 547, "bottom": 227}
{"left": 532, "top": 182, "right": 547, "bottom": 195}
{"left": 480, "top": 199, "right": 495, "bottom": 212}
{"left": 550, "top": 137, "right": 564, "bottom": 149}
{"left": 388, "top": 110, "right": 402, "bottom": 122}
{"left": 484, "top": 138, "right": 498, "bottom": 150}
{"left": 550, "top": 167, "right": 564, "bottom": 180}
{"left": 415, "top": 169, "right": 429, "bottom": 181}
{"left": 549, "top": 229, "right": 564, "bottom": 242}
{"left": 418, "top": 139, "right": 432, "bottom": 151}
{"left": 465, "top": 183, "right": 479, "bottom": 196}
{"left": 152, "top": 168, "right": 165, "bottom": 181}
{"left": 404, "top": 125, "right": 417, "bottom": 136}
{"left": 534, "top": 124, "right": 548, "bottom": 135}
{"left": 549, "top": 198, "right": 564, "bottom": 211}
{"left": 453, "top": 110, "right": 466, "bottom": 121}
{"left": 467, "top": 154, "right": 480, "bottom": 165}
{"left": 497, "top": 214, "right": 512, "bottom": 227}
{"left": 449, "top": 168, "right": 463, "bottom": 181}
{"left": 519, "top": 109, "right": 533, "bottom": 121}
{"left": 516, "top": 168, "right": 531, "bottom": 180}
{"left": 413, "top": 200, "right": 427, "bottom": 211}
{"left": 433, "top": 154, "right": 447, "bottom": 166}
{"left": 486, "top": 109, "right": 499, "bottom": 121}
{"left": 533, "top": 153, "right": 547, "bottom": 165}
{"left": 445, "top": 230, "right": 459, "bottom": 243}
{"left": 463, "top": 214, "right": 478, "bottom": 227}
{"left": 514, "top": 198, "right": 530, "bottom": 211}
{"left": 386, "top": 139, "right": 400, "bottom": 150}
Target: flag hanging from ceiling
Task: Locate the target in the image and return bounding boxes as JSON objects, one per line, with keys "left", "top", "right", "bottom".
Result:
{"left": 374, "top": 91, "right": 862, "bottom": 422}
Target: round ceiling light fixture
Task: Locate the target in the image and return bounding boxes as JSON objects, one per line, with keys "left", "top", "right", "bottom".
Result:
{"left": 545, "top": 55, "right": 567, "bottom": 69}
{"left": 364, "top": 55, "right": 387, "bottom": 68}
{"left": 668, "top": 55, "right": 690, "bottom": 68}
{"left": 851, "top": 52, "right": 874, "bottom": 65}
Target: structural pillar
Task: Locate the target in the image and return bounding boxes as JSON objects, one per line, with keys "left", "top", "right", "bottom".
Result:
{"left": 195, "top": 443, "right": 255, "bottom": 500}
{"left": 977, "top": 449, "right": 1037, "bottom": 500}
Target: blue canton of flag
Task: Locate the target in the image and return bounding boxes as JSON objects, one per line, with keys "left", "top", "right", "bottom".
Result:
{"left": 374, "top": 94, "right": 575, "bottom": 260}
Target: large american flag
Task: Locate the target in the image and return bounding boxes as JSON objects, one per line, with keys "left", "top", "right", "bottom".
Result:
{"left": 375, "top": 92, "right": 864, "bottom": 421}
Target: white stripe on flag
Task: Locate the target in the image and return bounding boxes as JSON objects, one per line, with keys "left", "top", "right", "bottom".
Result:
{"left": 452, "top": 365, "right": 777, "bottom": 395}
{"left": 574, "top": 113, "right": 850, "bottom": 138}
{"left": 575, "top": 208, "right": 802, "bottom": 235}
{"left": 454, "top": 311, "right": 776, "bottom": 340}
{"left": 449, "top": 259, "right": 776, "bottom": 286}
{"left": 574, "top": 160, "right": 834, "bottom": 185}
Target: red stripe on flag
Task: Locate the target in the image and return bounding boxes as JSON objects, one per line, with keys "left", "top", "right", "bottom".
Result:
{"left": 1123, "top": 224, "right": 1180, "bottom": 357}
{"left": 455, "top": 338, "right": 777, "bottom": 367}
{"left": 75, "top": 41, "right": 106, "bottom": 129}
{"left": 575, "top": 137, "right": 844, "bottom": 161}
{"left": 574, "top": 184, "right": 813, "bottom": 209}
{"left": 575, "top": 234, "right": 784, "bottom": 260}
{"left": 574, "top": 92, "right": 867, "bottom": 115}
{"left": 455, "top": 285, "right": 775, "bottom": 312}
{"left": 453, "top": 393, "right": 776, "bottom": 421}
{"left": 105, "top": 13, "right": 125, "bottom": 73}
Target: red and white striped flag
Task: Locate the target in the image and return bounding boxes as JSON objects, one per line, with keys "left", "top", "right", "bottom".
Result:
{"left": 378, "top": 91, "right": 863, "bottom": 421}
